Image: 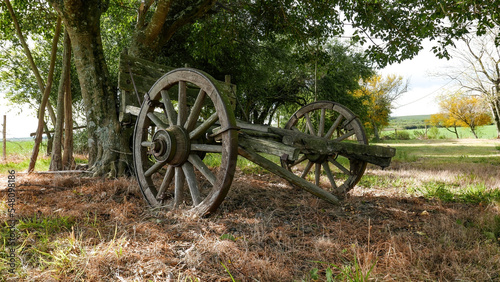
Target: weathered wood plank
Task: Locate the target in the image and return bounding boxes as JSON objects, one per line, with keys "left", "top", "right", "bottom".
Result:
{"left": 269, "top": 127, "right": 396, "bottom": 168}
{"left": 237, "top": 146, "right": 340, "bottom": 205}
{"left": 118, "top": 53, "right": 238, "bottom": 124}
{"left": 238, "top": 135, "right": 300, "bottom": 161}
{"left": 119, "top": 53, "right": 175, "bottom": 94}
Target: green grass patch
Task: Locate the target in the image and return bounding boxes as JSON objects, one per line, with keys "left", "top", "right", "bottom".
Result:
{"left": 203, "top": 153, "right": 279, "bottom": 175}
{"left": 1, "top": 213, "right": 76, "bottom": 275}
{"left": 409, "top": 181, "right": 500, "bottom": 204}
{"left": 0, "top": 139, "right": 87, "bottom": 173}
{"left": 374, "top": 139, "right": 500, "bottom": 166}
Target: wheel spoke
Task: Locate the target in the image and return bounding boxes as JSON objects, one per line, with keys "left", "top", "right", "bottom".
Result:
{"left": 322, "top": 162, "right": 338, "bottom": 190}
{"left": 182, "top": 162, "right": 202, "bottom": 206}
{"left": 191, "top": 144, "right": 223, "bottom": 153}
{"left": 315, "top": 163, "right": 321, "bottom": 186}
{"left": 185, "top": 89, "right": 206, "bottom": 132}
{"left": 144, "top": 160, "right": 167, "bottom": 178}
{"left": 178, "top": 81, "right": 188, "bottom": 126}
{"left": 134, "top": 69, "right": 238, "bottom": 214}
{"left": 318, "top": 108, "right": 325, "bottom": 137}
{"left": 282, "top": 101, "right": 367, "bottom": 198}
{"left": 189, "top": 112, "right": 219, "bottom": 140}
{"left": 174, "top": 167, "right": 185, "bottom": 206}
{"left": 325, "top": 115, "right": 343, "bottom": 139}
{"left": 288, "top": 155, "right": 307, "bottom": 169}
{"left": 147, "top": 112, "right": 168, "bottom": 129}
{"left": 156, "top": 165, "right": 174, "bottom": 200}
{"left": 301, "top": 161, "right": 314, "bottom": 179}
{"left": 335, "top": 130, "right": 355, "bottom": 142}
{"left": 141, "top": 141, "right": 154, "bottom": 147}
{"left": 188, "top": 154, "right": 216, "bottom": 186}
{"left": 161, "top": 90, "right": 177, "bottom": 125}
{"left": 328, "top": 156, "right": 351, "bottom": 175}
{"left": 304, "top": 113, "right": 316, "bottom": 136}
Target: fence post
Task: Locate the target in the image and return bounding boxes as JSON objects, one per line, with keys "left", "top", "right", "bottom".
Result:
{"left": 2, "top": 115, "right": 6, "bottom": 161}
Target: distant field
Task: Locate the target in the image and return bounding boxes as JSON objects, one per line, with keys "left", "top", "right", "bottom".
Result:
{"left": 382, "top": 124, "right": 498, "bottom": 139}
{"left": 388, "top": 115, "right": 431, "bottom": 129}
{"left": 386, "top": 115, "right": 498, "bottom": 139}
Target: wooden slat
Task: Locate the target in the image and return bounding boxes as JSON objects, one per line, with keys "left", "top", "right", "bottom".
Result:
{"left": 269, "top": 127, "right": 396, "bottom": 168}
{"left": 238, "top": 135, "right": 300, "bottom": 161}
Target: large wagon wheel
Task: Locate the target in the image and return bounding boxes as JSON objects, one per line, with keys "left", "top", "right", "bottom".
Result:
{"left": 133, "top": 68, "right": 238, "bottom": 215}
{"left": 281, "top": 101, "right": 368, "bottom": 196}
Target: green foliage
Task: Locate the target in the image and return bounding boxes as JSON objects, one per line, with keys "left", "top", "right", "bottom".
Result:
{"left": 341, "top": 1, "right": 500, "bottom": 66}
{"left": 382, "top": 130, "right": 411, "bottom": 140}
{"left": 0, "top": 1, "right": 83, "bottom": 115}
{"left": 220, "top": 234, "right": 237, "bottom": 242}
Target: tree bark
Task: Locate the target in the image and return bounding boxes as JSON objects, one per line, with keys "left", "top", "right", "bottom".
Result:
{"left": 62, "top": 53, "right": 74, "bottom": 170}
{"left": 50, "top": 30, "right": 72, "bottom": 171}
{"left": 372, "top": 120, "right": 380, "bottom": 141}
{"left": 129, "top": 0, "right": 217, "bottom": 60}
{"left": 491, "top": 99, "right": 500, "bottom": 139}
{"left": 44, "top": 122, "right": 53, "bottom": 156}
{"left": 50, "top": 0, "right": 125, "bottom": 176}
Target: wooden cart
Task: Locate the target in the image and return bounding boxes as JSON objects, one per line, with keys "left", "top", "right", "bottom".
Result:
{"left": 119, "top": 54, "right": 396, "bottom": 216}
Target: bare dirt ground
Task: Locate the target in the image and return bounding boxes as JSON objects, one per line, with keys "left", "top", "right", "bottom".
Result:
{"left": 2, "top": 167, "right": 500, "bottom": 281}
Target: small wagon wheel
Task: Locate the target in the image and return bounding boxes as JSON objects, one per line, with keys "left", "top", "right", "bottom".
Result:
{"left": 133, "top": 68, "right": 238, "bottom": 215}
{"left": 281, "top": 101, "right": 368, "bottom": 196}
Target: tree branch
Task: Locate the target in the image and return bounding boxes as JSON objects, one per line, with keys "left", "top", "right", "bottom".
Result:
{"left": 159, "top": 0, "right": 217, "bottom": 47}
{"left": 142, "top": 0, "right": 173, "bottom": 45}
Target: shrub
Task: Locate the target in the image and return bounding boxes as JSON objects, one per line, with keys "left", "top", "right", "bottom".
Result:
{"left": 395, "top": 131, "right": 411, "bottom": 140}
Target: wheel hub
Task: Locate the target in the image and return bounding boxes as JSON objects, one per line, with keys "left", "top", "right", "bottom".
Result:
{"left": 150, "top": 126, "right": 190, "bottom": 165}
{"left": 306, "top": 153, "right": 329, "bottom": 164}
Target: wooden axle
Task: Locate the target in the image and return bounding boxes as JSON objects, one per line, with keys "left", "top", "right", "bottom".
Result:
{"left": 269, "top": 127, "right": 396, "bottom": 168}
{"left": 236, "top": 122, "right": 396, "bottom": 168}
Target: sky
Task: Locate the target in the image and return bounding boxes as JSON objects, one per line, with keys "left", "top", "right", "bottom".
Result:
{"left": 379, "top": 40, "right": 457, "bottom": 117}
{"left": 0, "top": 41, "right": 459, "bottom": 139}
{"left": 0, "top": 96, "right": 38, "bottom": 139}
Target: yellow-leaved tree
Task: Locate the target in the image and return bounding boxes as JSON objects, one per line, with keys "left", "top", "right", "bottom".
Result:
{"left": 429, "top": 113, "right": 460, "bottom": 138}
{"left": 352, "top": 74, "right": 407, "bottom": 141}
{"left": 432, "top": 92, "right": 492, "bottom": 138}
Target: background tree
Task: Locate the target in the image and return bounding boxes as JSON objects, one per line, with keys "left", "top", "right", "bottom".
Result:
{"left": 3, "top": 0, "right": 500, "bottom": 175}
{"left": 436, "top": 92, "right": 492, "bottom": 138}
{"left": 442, "top": 28, "right": 500, "bottom": 138}
{"left": 352, "top": 74, "right": 408, "bottom": 141}
{"left": 429, "top": 113, "right": 460, "bottom": 139}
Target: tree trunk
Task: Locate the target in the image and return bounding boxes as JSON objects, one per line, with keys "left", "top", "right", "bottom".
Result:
{"left": 50, "top": 31, "right": 71, "bottom": 171}
{"left": 50, "top": 0, "right": 127, "bottom": 176}
{"left": 372, "top": 120, "right": 380, "bottom": 141}
{"left": 62, "top": 55, "right": 74, "bottom": 170}
{"left": 44, "top": 122, "right": 53, "bottom": 156}
{"left": 453, "top": 126, "right": 459, "bottom": 139}
{"left": 491, "top": 99, "right": 500, "bottom": 139}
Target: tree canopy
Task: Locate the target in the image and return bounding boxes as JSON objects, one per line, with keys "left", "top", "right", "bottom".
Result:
{"left": 2, "top": 0, "right": 500, "bottom": 174}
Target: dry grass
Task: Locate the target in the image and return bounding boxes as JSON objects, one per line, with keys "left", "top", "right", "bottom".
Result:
{"left": 1, "top": 165, "right": 500, "bottom": 281}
